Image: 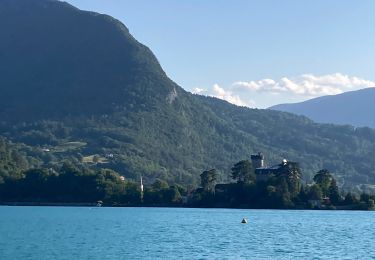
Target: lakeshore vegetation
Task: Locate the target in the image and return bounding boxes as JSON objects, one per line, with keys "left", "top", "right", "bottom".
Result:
{"left": 2, "top": 0, "right": 375, "bottom": 193}
{"left": 1, "top": 138, "right": 374, "bottom": 210}
{"left": 2, "top": 0, "right": 375, "bottom": 205}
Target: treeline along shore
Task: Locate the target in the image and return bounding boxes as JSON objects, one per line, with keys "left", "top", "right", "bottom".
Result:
{"left": 1, "top": 154, "right": 375, "bottom": 211}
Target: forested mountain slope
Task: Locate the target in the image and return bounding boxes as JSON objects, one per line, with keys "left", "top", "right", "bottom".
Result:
{"left": 1, "top": 0, "right": 375, "bottom": 190}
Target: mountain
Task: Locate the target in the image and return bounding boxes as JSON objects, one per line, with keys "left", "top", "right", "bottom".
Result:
{"left": 270, "top": 88, "right": 375, "bottom": 128}
{"left": 0, "top": 0, "right": 173, "bottom": 121}
{"left": 2, "top": 0, "right": 375, "bottom": 191}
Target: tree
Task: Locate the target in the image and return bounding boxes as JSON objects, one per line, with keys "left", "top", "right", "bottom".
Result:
{"left": 328, "top": 179, "right": 341, "bottom": 204}
{"left": 95, "top": 169, "right": 126, "bottom": 202}
{"left": 200, "top": 169, "right": 217, "bottom": 193}
{"left": 278, "top": 178, "right": 293, "bottom": 208}
{"left": 152, "top": 179, "right": 169, "bottom": 190}
{"left": 163, "top": 186, "right": 182, "bottom": 203}
{"left": 361, "top": 192, "right": 371, "bottom": 201}
{"left": 367, "top": 199, "right": 375, "bottom": 210}
{"left": 277, "top": 161, "right": 302, "bottom": 196}
{"left": 21, "top": 168, "right": 53, "bottom": 199}
{"left": 123, "top": 182, "right": 141, "bottom": 204}
{"left": 308, "top": 184, "right": 323, "bottom": 200}
{"left": 313, "top": 169, "right": 333, "bottom": 196}
{"left": 296, "top": 184, "right": 309, "bottom": 204}
{"left": 344, "top": 192, "right": 358, "bottom": 205}
{"left": 231, "top": 160, "right": 255, "bottom": 184}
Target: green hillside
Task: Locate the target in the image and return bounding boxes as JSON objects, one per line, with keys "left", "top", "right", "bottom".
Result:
{"left": 1, "top": 0, "right": 375, "bottom": 191}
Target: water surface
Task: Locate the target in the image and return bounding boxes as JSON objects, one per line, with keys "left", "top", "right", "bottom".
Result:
{"left": 0, "top": 207, "right": 374, "bottom": 259}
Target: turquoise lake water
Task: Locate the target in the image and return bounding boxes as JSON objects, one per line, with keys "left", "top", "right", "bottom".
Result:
{"left": 0, "top": 207, "right": 374, "bottom": 259}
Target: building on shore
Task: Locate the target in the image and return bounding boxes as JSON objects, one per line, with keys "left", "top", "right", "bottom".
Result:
{"left": 251, "top": 153, "right": 297, "bottom": 181}
{"left": 250, "top": 152, "right": 265, "bottom": 168}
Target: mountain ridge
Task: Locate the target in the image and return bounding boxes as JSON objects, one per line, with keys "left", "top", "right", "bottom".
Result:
{"left": 1, "top": 0, "right": 375, "bottom": 191}
{"left": 270, "top": 87, "right": 375, "bottom": 128}
{"left": 0, "top": 0, "right": 177, "bottom": 121}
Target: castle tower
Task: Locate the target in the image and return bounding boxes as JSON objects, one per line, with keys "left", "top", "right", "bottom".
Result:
{"left": 251, "top": 152, "right": 265, "bottom": 168}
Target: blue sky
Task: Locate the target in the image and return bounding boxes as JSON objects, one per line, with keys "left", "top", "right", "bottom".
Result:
{"left": 66, "top": 0, "right": 375, "bottom": 108}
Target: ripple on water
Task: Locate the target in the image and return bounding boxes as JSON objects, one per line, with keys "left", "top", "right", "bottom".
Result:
{"left": 1, "top": 207, "right": 375, "bottom": 259}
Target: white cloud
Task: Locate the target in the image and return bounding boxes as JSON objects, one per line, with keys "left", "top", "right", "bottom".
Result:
{"left": 212, "top": 84, "right": 251, "bottom": 107}
{"left": 192, "top": 84, "right": 255, "bottom": 107}
{"left": 234, "top": 73, "right": 375, "bottom": 97}
{"left": 191, "top": 73, "right": 375, "bottom": 108}
{"left": 192, "top": 87, "right": 206, "bottom": 94}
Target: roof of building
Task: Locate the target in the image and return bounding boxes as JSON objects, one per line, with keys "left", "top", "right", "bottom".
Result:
{"left": 251, "top": 152, "right": 264, "bottom": 159}
{"left": 256, "top": 165, "right": 281, "bottom": 170}
{"left": 255, "top": 164, "right": 282, "bottom": 174}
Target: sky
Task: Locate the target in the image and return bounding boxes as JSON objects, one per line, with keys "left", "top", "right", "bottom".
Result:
{"left": 66, "top": 0, "right": 375, "bottom": 108}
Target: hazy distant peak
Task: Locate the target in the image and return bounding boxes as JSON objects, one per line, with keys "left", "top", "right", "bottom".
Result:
{"left": 270, "top": 87, "right": 375, "bottom": 128}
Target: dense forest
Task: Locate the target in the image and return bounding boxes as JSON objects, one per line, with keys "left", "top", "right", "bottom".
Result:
{"left": 1, "top": 0, "right": 375, "bottom": 195}
{"left": 193, "top": 162, "right": 374, "bottom": 210}
{"left": 1, "top": 150, "right": 373, "bottom": 210}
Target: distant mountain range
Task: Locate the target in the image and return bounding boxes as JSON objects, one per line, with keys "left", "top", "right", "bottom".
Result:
{"left": 1, "top": 0, "right": 375, "bottom": 190}
{"left": 270, "top": 88, "right": 375, "bottom": 128}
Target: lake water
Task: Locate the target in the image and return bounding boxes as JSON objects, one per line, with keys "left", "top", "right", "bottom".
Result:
{"left": 0, "top": 207, "right": 374, "bottom": 259}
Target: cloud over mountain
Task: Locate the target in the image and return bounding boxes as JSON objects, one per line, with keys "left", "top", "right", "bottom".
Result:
{"left": 233, "top": 73, "right": 375, "bottom": 97}
{"left": 193, "top": 73, "right": 375, "bottom": 108}
{"left": 193, "top": 84, "right": 255, "bottom": 107}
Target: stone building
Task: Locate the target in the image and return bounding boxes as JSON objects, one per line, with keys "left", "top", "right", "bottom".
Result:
{"left": 251, "top": 153, "right": 292, "bottom": 181}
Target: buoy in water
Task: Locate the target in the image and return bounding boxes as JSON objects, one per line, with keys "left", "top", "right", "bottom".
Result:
{"left": 241, "top": 218, "right": 248, "bottom": 224}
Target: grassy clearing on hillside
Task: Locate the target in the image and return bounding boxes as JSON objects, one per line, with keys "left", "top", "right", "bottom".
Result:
{"left": 54, "top": 142, "right": 87, "bottom": 153}
{"left": 82, "top": 154, "right": 109, "bottom": 164}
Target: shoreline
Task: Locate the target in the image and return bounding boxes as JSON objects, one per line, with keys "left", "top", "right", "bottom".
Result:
{"left": 0, "top": 202, "right": 98, "bottom": 207}
{"left": 0, "top": 202, "right": 371, "bottom": 211}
